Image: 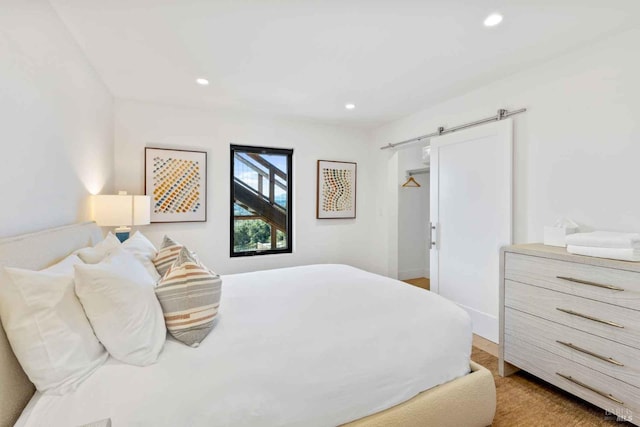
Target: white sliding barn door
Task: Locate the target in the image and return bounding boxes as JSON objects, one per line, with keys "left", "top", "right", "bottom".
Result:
{"left": 429, "top": 119, "right": 512, "bottom": 343}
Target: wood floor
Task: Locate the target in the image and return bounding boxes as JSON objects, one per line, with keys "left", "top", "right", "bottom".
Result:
{"left": 402, "top": 277, "right": 430, "bottom": 290}
{"left": 469, "top": 334, "right": 497, "bottom": 357}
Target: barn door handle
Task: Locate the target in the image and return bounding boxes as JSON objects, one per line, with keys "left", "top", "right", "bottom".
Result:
{"left": 429, "top": 223, "right": 437, "bottom": 249}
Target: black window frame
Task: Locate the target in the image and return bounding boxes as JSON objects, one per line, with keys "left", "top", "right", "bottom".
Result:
{"left": 230, "top": 144, "right": 293, "bottom": 257}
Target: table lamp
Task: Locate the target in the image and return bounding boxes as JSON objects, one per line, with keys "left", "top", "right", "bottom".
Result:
{"left": 93, "top": 191, "right": 151, "bottom": 242}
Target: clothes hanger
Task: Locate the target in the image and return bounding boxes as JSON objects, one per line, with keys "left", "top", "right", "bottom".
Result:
{"left": 402, "top": 176, "right": 421, "bottom": 187}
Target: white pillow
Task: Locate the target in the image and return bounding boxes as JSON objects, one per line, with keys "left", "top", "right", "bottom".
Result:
{"left": 76, "top": 233, "right": 121, "bottom": 264}
{"left": 123, "top": 232, "right": 160, "bottom": 282}
{"left": 74, "top": 249, "right": 166, "bottom": 366}
{"left": 122, "top": 231, "right": 157, "bottom": 260}
{"left": 45, "top": 253, "right": 84, "bottom": 274}
{"left": 133, "top": 253, "right": 161, "bottom": 282}
{"left": 0, "top": 255, "right": 108, "bottom": 394}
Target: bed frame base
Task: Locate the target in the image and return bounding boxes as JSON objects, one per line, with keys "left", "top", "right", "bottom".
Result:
{"left": 344, "top": 361, "right": 496, "bottom": 427}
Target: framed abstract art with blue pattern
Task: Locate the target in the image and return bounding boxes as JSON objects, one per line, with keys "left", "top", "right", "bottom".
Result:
{"left": 145, "top": 147, "right": 207, "bottom": 223}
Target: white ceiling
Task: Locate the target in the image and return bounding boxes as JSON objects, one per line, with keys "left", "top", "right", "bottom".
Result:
{"left": 50, "top": 0, "right": 640, "bottom": 128}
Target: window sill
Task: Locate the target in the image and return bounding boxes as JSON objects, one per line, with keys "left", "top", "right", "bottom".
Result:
{"left": 230, "top": 249, "right": 293, "bottom": 258}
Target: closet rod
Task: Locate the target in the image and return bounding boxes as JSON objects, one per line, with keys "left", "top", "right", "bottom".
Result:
{"left": 407, "top": 168, "right": 429, "bottom": 176}
{"left": 379, "top": 107, "right": 526, "bottom": 150}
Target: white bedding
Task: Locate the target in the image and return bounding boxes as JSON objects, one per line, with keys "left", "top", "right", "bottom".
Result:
{"left": 16, "top": 265, "right": 472, "bottom": 427}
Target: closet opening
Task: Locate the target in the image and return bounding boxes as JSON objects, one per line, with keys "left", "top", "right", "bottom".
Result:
{"left": 397, "top": 145, "right": 430, "bottom": 290}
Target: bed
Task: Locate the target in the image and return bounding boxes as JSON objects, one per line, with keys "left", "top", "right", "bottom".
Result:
{"left": 0, "top": 222, "right": 495, "bottom": 427}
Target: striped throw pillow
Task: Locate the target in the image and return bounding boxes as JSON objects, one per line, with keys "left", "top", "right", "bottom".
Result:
{"left": 155, "top": 248, "right": 222, "bottom": 347}
{"left": 152, "top": 236, "right": 183, "bottom": 277}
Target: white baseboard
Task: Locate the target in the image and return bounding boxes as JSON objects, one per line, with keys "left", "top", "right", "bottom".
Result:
{"left": 398, "top": 268, "right": 430, "bottom": 280}
{"left": 457, "top": 303, "right": 498, "bottom": 344}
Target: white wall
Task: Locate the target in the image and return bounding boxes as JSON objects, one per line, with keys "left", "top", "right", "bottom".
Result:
{"left": 372, "top": 27, "right": 640, "bottom": 277}
{"left": 114, "top": 99, "right": 376, "bottom": 275}
{"left": 0, "top": 0, "right": 114, "bottom": 238}
{"left": 397, "top": 145, "right": 430, "bottom": 280}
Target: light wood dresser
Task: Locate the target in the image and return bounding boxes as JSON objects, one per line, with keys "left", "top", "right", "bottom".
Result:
{"left": 500, "top": 244, "right": 640, "bottom": 425}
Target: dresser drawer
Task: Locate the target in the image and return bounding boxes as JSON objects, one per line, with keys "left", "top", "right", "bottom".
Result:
{"left": 504, "top": 334, "right": 639, "bottom": 422}
{"left": 505, "top": 308, "right": 640, "bottom": 387}
{"left": 505, "top": 280, "right": 640, "bottom": 349}
{"left": 505, "top": 252, "right": 640, "bottom": 311}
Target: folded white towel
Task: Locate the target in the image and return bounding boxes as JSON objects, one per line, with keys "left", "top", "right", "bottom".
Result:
{"left": 567, "top": 245, "right": 640, "bottom": 262}
{"left": 565, "top": 231, "right": 640, "bottom": 249}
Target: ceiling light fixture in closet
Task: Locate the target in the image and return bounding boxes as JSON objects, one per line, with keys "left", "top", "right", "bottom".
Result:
{"left": 196, "top": 78, "right": 209, "bottom": 86}
{"left": 484, "top": 13, "right": 503, "bottom": 27}
{"left": 345, "top": 103, "right": 356, "bottom": 110}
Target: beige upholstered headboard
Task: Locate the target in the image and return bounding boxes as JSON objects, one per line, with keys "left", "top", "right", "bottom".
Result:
{"left": 0, "top": 222, "right": 103, "bottom": 427}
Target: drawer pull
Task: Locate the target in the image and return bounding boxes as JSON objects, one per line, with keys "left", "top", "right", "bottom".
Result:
{"left": 557, "top": 276, "right": 625, "bottom": 292}
{"left": 556, "top": 308, "right": 625, "bottom": 329}
{"left": 556, "top": 341, "right": 624, "bottom": 366}
{"left": 556, "top": 373, "right": 624, "bottom": 405}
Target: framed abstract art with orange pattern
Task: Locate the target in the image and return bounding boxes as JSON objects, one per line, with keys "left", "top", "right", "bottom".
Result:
{"left": 145, "top": 147, "right": 207, "bottom": 223}
{"left": 316, "top": 160, "right": 357, "bottom": 219}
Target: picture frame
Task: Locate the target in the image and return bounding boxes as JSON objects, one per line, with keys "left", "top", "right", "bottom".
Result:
{"left": 145, "top": 147, "right": 207, "bottom": 223}
{"left": 316, "top": 160, "right": 357, "bottom": 219}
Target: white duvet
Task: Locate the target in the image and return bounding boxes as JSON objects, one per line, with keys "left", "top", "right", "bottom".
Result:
{"left": 16, "top": 265, "right": 472, "bottom": 427}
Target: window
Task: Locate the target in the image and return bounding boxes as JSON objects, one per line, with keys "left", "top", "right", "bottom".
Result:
{"left": 230, "top": 145, "right": 293, "bottom": 256}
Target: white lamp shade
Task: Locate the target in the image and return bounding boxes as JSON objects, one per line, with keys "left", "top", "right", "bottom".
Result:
{"left": 132, "top": 196, "right": 151, "bottom": 225}
{"left": 93, "top": 194, "right": 151, "bottom": 226}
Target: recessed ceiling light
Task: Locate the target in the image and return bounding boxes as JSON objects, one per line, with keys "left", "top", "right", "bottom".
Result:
{"left": 196, "top": 78, "right": 209, "bottom": 86}
{"left": 484, "top": 13, "right": 503, "bottom": 27}
{"left": 345, "top": 103, "right": 356, "bottom": 110}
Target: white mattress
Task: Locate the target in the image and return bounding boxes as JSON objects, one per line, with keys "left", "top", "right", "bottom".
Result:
{"left": 16, "top": 264, "right": 472, "bottom": 427}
